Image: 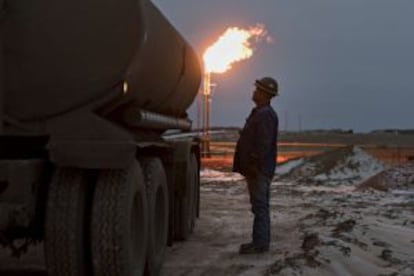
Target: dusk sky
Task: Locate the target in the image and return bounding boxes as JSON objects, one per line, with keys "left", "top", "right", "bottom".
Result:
{"left": 154, "top": 0, "right": 414, "bottom": 132}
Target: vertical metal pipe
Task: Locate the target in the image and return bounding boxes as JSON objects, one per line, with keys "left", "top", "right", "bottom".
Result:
{"left": 203, "top": 71, "right": 211, "bottom": 157}
{"left": 197, "top": 87, "right": 201, "bottom": 134}
{"left": 202, "top": 75, "right": 206, "bottom": 155}
{"left": 206, "top": 92, "right": 210, "bottom": 157}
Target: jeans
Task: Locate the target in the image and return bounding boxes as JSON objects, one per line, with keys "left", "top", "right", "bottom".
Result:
{"left": 246, "top": 173, "right": 271, "bottom": 248}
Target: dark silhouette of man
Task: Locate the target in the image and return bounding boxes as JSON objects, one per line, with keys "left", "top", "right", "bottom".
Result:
{"left": 233, "top": 77, "right": 279, "bottom": 254}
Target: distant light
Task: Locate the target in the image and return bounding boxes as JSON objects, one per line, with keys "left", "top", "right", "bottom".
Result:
{"left": 123, "top": 82, "right": 128, "bottom": 94}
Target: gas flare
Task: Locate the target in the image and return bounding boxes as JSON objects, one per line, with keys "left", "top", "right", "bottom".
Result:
{"left": 203, "top": 25, "right": 270, "bottom": 74}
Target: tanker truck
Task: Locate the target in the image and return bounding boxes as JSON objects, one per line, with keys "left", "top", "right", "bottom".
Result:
{"left": 0, "top": 0, "right": 201, "bottom": 275}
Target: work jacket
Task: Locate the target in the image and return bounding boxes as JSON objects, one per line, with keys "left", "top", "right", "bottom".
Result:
{"left": 233, "top": 104, "right": 278, "bottom": 178}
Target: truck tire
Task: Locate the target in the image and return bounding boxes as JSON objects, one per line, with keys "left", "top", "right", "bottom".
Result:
{"left": 91, "top": 160, "right": 148, "bottom": 276}
{"left": 141, "top": 158, "right": 168, "bottom": 276}
{"left": 190, "top": 154, "right": 199, "bottom": 227}
{"left": 45, "top": 168, "right": 91, "bottom": 276}
{"left": 174, "top": 153, "right": 198, "bottom": 240}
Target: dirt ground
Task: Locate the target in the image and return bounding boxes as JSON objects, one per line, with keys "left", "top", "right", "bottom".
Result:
{"left": 1, "top": 146, "right": 413, "bottom": 276}
{"left": 161, "top": 147, "right": 414, "bottom": 275}
{"left": 0, "top": 245, "right": 46, "bottom": 276}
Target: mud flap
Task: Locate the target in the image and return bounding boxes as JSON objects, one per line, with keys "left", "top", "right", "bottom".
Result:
{"left": 47, "top": 111, "right": 137, "bottom": 169}
{"left": 0, "top": 159, "right": 46, "bottom": 231}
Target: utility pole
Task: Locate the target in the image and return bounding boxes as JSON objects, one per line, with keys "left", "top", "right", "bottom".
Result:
{"left": 284, "top": 110, "right": 288, "bottom": 132}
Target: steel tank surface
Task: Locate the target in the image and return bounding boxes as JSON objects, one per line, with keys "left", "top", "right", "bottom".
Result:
{"left": 3, "top": 0, "right": 201, "bottom": 122}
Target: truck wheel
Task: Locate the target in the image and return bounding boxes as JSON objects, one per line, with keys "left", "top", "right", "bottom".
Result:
{"left": 91, "top": 160, "right": 148, "bottom": 276}
{"left": 45, "top": 168, "right": 91, "bottom": 276}
{"left": 174, "top": 153, "right": 198, "bottom": 240}
{"left": 190, "top": 154, "right": 199, "bottom": 228}
{"left": 141, "top": 158, "right": 168, "bottom": 276}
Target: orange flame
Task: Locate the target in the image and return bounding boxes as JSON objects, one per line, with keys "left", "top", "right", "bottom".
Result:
{"left": 203, "top": 25, "right": 270, "bottom": 74}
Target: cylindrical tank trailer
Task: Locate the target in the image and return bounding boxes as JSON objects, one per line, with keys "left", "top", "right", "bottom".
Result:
{"left": 0, "top": 1, "right": 202, "bottom": 275}
{"left": 4, "top": 0, "right": 201, "bottom": 122}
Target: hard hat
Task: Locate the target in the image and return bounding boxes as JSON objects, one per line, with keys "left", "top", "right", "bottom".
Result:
{"left": 255, "top": 77, "right": 279, "bottom": 96}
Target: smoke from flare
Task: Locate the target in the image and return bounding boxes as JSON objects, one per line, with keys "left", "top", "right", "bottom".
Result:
{"left": 203, "top": 25, "right": 269, "bottom": 74}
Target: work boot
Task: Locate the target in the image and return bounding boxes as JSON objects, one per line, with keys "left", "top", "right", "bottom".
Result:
{"left": 239, "top": 242, "right": 269, "bottom": 254}
{"left": 239, "top": 242, "right": 254, "bottom": 251}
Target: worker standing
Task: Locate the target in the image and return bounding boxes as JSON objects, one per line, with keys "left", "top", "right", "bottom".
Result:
{"left": 233, "top": 77, "right": 279, "bottom": 254}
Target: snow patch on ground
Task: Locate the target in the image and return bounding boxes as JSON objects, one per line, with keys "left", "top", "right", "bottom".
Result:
{"left": 200, "top": 169, "right": 244, "bottom": 182}
{"left": 313, "top": 147, "right": 385, "bottom": 185}
{"left": 280, "top": 146, "right": 386, "bottom": 186}
{"left": 276, "top": 158, "right": 305, "bottom": 175}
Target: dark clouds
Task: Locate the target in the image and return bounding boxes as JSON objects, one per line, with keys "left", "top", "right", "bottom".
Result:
{"left": 154, "top": 0, "right": 414, "bottom": 132}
